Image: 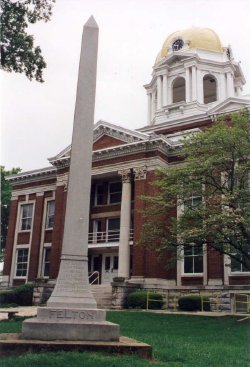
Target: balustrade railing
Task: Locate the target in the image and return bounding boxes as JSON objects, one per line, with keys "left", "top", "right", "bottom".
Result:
{"left": 88, "top": 229, "right": 134, "bottom": 244}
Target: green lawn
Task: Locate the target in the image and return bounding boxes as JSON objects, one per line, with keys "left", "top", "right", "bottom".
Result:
{"left": 0, "top": 312, "right": 249, "bottom": 367}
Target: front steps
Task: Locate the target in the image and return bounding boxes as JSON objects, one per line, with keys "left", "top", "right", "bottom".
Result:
{"left": 91, "top": 285, "right": 113, "bottom": 309}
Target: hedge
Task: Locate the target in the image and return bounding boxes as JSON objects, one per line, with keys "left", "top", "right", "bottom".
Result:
{"left": 127, "top": 290, "right": 164, "bottom": 309}
{"left": 0, "top": 284, "right": 34, "bottom": 306}
{"left": 178, "top": 295, "right": 211, "bottom": 311}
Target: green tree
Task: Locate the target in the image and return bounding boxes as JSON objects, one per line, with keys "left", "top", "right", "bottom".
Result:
{"left": 1, "top": 0, "right": 55, "bottom": 82}
{"left": 1, "top": 166, "right": 21, "bottom": 256}
{"left": 141, "top": 109, "right": 250, "bottom": 270}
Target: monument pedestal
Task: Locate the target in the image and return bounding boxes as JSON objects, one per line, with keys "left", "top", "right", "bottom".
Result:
{"left": 22, "top": 307, "right": 120, "bottom": 341}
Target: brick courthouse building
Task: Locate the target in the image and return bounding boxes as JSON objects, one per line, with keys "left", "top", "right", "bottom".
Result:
{"left": 3, "top": 28, "right": 250, "bottom": 309}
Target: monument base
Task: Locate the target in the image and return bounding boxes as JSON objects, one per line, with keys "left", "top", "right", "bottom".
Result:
{"left": 0, "top": 334, "right": 152, "bottom": 359}
{"left": 22, "top": 307, "right": 120, "bottom": 341}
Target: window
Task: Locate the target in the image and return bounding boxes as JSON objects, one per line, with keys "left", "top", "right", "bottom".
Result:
{"left": 183, "top": 182, "right": 203, "bottom": 212}
{"left": 95, "top": 184, "right": 104, "bottom": 206}
{"left": 203, "top": 74, "right": 217, "bottom": 104}
{"left": 231, "top": 249, "right": 250, "bottom": 273}
{"left": 93, "top": 219, "right": 103, "bottom": 242}
{"left": 42, "top": 247, "right": 51, "bottom": 277}
{"left": 107, "top": 217, "right": 120, "bottom": 242}
{"left": 172, "top": 77, "right": 186, "bottom": 103}
{"left": 113, "top": 256, "right": 119, "bottom": 270}
{"left": 20, "top": 204, "right": 33, "bottom": 231}
{"left": 184, "top": 245, "right": 203, "bottom": 274}
{"left": 184, "top": 194, "right": 202, "bottom": 212}
{"left": 109, "top": 182, "right": 122, "bottom": 204}
{"left": 46, "top": 201, "right": 55, "bottom": 229}
{"left": 94, "top": 181, "right": 122, "bottom": 206}
{"left": 15, "top": 248, "right": 29, "bottom": 277}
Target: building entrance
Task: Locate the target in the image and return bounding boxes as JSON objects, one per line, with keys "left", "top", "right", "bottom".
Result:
{"left": 102, "top": 254, "right": 118, "bottom": 284}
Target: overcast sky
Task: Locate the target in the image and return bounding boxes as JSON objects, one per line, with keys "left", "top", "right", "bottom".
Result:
{"left": 1, "top": 0, "right": 250, "bottom": 172}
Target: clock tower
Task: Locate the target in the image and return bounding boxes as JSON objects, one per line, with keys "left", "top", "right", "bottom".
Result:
{"left": 144, "top": 27, "right": 246, "bottom": 128}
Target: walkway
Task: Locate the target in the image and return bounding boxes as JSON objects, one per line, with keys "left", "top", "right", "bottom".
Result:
{"left": 0, "top": 306, "right": 248, "bottom": 320}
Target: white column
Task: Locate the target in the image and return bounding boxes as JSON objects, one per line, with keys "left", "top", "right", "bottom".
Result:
{"left": 147, "top": 92, "right": 152, "bottom": 125}
{"left": 185, "top": 67, "right": 191, "bottom": 103}
{"left": 151, "top": 90, "right": 156, "bottom": 120}
{"left": 157, "top": 75, "right": 162, "bottom": 110}
{"left": 197, "top": 69, "right": 203, "bottom": 103}
{"left": 118, "top": 169, "right": 132, "bottom": 278}
{"left": 219, "top": 73, "right": 226, "bottom": 101}
{"left": 226, "top": 72, "right": 234, "bottom": 97}
{"left": 162, "top": 74, "right": 168, "bottom": 106}
{"left": 191, "top": 65, "right": 197, "bottom": 101}
{"left": 236, "top": 86, "right": 242, "bottom": 96}
{"left": 223, "top": 255, "right": 230, "bottom": 286}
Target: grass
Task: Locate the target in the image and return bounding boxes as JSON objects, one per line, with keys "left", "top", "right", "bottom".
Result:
{"left": 0, "top": 311, "right": 249, "bottom": 367}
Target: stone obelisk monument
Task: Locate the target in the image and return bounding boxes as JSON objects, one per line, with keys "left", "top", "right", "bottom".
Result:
{"left": 22, "top": 16, "right": 119, "bottom": 341}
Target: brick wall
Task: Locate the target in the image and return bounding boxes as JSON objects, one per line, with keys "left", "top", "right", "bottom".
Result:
{"left": 93, "top": 135, "right": 125, "bottom": 150}
{"left": 132, "top": 170, "right": 176, "bottom": 280}
{"left": 3, "top": 199, "right": 18, "bottom": 276}
{"left": 207, "top": 246, "right": 224, "bottom": 280}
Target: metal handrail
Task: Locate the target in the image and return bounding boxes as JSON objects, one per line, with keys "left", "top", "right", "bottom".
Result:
{"left": 233, "top": 293, "right": 250, "bottom": 313}
{"left": 88, "top": 229, "right": 134, "bottom": 244}
{"left": 88, "top": 271, "right": 100, "bottom": 285}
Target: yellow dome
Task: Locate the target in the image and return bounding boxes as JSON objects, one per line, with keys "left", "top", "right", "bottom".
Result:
{"left": 155, "top": 27, "right": 223, "bottom": 65}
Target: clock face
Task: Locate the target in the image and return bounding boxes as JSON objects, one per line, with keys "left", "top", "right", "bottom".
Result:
{"left": 172, "top": 38, "right": 184, "bottom": 51}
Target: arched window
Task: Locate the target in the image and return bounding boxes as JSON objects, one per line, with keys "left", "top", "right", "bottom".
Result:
{"left": 172, "top": 77, "right": 186, "bottom": 103}
{"left": 203, "top": 74, "right": 217, "bottom": 104}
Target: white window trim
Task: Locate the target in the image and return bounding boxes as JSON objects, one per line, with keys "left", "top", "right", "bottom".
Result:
{"left": 14, "top": 245, "right": 30, "bottom": 279}
{"left": 108, "top": 181, "right": 122, "bottom": 205}
{"left": 37, "top": 193, "right": 55, "bottom": 278}
{"left": 45, "top": 200, "right": 55, "bottom": 229}
{"left": 229, "top": 255, "right": 250, "bottom": 275}
{"left": 18, "top": 201, "right": 35, "bottom": 233}
{"left": 106, "top": 217, "right": 120, "bottom": 242}
{"left": 181, "top": 244, "right": 205, "bottom": 276}
{"left": 10, "top": 196, "right": 35, "bottom": 284}
{"left": 177, "top": 187, "right": 206, "bottom": 282}
{"left": 41, "top": 244, "right": 52, "bottom": 278}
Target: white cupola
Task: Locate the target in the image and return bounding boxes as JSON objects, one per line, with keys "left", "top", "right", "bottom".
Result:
{"left": 144, "top": 27, "right": 246, "bottom": 126}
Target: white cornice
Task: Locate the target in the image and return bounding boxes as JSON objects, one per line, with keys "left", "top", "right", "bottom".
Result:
{"left": 11, "top": 184, "right": 57, "bottom": 198}
{"left": 6, "top": 166, "right": 57, "bottom": 184}
{"left": 137, "top": 112, "right": 210, "bottom": 134}
{"left": 49, "top": 137, "right": 175, "bottom": 168}
{"left": 7, "top": 137, "right": 175, "bottom": 185}
{"left": 207, "top": 97, "right": 250, "bottom": 115}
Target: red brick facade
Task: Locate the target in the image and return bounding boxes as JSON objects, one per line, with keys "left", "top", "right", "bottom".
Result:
{"left": 3, "top": 199, "right": 18, "bottom": 276}
{"left": 3, "top": 126, "right": 248, "bottom": 289}
{"left": 93, "top": 135, "right": 125, "bottom": 150}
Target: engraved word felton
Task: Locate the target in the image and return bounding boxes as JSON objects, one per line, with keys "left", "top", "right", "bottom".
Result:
{"left": 49, "top": 309, "right": 94, "bottom": 321}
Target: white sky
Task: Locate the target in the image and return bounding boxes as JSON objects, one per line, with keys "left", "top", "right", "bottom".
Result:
{"left": 1, "top": 0, "right": 250, "bottom": 172}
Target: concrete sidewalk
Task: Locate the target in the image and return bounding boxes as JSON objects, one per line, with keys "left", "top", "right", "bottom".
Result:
{"left": 0, "top": 306, "right": 248, "bottom": 320}
{"left": 0, "top": 306, "right": 37, "bottom": 320}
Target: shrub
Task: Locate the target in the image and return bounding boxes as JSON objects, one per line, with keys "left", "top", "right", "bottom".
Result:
{"left": 0, "top": 284, "right": 34, "bottom": 306}
{"left": 178, "top": 295, "right": 210, "bottom": 311}
{"left": 127, "top": 290, "right": 164, "bottom": 309}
